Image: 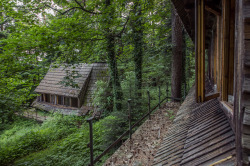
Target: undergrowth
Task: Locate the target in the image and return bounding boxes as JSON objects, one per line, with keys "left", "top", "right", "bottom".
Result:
{"left": 14, "top": 114, "right": 126, "bottom": 166}
{"left": 0, "top": 115, "right": 79, "bottom": 165}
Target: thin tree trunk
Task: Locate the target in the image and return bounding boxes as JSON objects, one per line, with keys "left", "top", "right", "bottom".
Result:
{"left": 171, "top": 8, "right": 183, "bottom": 100}
{"left": 182, "top": 30, "right": 186, "bottom": 97}
{"left": 132, "top": 0, "right": 143, "bottom": 107}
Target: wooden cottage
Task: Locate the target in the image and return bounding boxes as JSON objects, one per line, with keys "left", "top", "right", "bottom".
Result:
{"left": 33, "top": 63, "right": 109, "bottom": 115}
{"left": 153, "top": 0, "right": 250, "bottom": 165}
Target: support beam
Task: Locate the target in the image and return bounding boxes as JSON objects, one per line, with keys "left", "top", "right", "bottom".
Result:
{"left": 221, "top": 0, "right": 230, "bottom": 101}
{"left": 78, "top": 98, "right": 80, "bottom": 108}
{"left": 195, "top": 0, "right": 205, "bottom": 102}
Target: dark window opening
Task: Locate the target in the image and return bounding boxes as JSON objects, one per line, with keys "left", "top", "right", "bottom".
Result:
{"left": 58, "top": 96, "right": 63, "bottom": 105}
{"left": 71, "top": 98, "right": 78, "bottom": 108}
{"left": 45, "top": 94, "right": 50, "bottom": 103}
{"left": 41, "top": 94, "right": 44, "bottom": 102}
{"left": 65, "top": 97, "right": 70, "bottom": 106}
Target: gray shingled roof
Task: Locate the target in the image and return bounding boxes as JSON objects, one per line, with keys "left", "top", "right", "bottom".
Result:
{"left": 35, "top": 63, "right": 108, "bottom": 98}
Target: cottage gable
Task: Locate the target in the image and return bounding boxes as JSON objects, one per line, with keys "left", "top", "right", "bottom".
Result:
{"left": 33, "top": 63, "right": 109, "bottom": 115}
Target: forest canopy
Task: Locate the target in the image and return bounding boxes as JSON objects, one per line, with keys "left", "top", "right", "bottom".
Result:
{"left": 0, "top": 0, "right": 195, "bottom": 124}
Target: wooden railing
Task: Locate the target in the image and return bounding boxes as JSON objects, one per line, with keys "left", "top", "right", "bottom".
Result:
{"left": 86, "top": 85, "right": 183, "bottom": 166}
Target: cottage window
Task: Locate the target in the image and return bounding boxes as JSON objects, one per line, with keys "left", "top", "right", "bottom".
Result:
{"left": 64, "top": 97, "right": 70, "bottom": 106}
{"left": 71, "top": 98, "right": 78, "bottom": 108}
{"left": 41, "top": 94, "right": 44, "bottom": 102}
{"left": 51, "top": 95, "right": 55, "bottom": 104}
{"left": 58, "top": 95, "right": 63, "bottom": 105}
{"left": 45, "top": 94, "right": 50, "bottom": 103}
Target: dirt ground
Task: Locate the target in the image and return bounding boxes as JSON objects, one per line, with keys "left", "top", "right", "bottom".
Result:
{"left": 103, "top": 102, "right": 180, "bottom": 166}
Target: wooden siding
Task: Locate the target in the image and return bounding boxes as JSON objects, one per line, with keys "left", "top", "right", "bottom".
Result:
{"left": 241, "top": 0, "right": 250, "bottom": 164}
{"left": 84, "top": 63, "right": 109, "bottom": 107}
{"left": 195, "top": 0, "right": 205, "bottom": 102}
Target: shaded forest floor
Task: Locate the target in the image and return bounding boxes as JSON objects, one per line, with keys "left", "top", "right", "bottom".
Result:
{"left": 104, "top": 102, "right": 180, "bottom": 166}
{"left": 15, "top": 108, "right": 50, "bottom": 122}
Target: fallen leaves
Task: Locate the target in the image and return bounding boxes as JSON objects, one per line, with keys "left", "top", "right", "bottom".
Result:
{"left": 103, "top": 102, "right": 180, "bottom": 166}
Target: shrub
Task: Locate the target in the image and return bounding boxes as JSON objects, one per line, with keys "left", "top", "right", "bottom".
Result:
{"left": 92, "top": 80, "right": 113, "bottom": 115}
{"left": 0, "top": 115, "right": 79, "bottom": 165}
{"left": 14, "top": 113, "right": 128, "bottom": 166}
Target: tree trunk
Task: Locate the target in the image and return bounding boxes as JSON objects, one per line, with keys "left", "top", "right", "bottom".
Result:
{"left": 105, "top": 0, "right": 123, "bottom": 111}
{"left": 171, "top": 8, "right": 183, "bottom": 101}
{"left": 182, "top": 29, "right": 186, "bottom": 98}
{"left": 132, "top": 0, "right": 143, "bottom": 108}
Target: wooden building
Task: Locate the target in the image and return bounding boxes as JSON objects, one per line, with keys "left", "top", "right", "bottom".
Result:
{"left": 153, "top": 0, "right": 250, "bottom": 165}
{"left": 33, "top": 63, "right": 109, "bottom": 115}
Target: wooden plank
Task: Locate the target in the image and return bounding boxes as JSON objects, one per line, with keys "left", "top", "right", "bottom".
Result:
{"left": 243, "top": 112, "right": 250, "bottom": 125}
{"left": 181, "top": 142, "right": 235, "bottom": 166}
{"left": 205, "top": 92, "right": 220, "bottom": 101}
{"left": 184, "top": 127, "right": 233, "bottom": 152}
{"left": 187, "top": 118, "right": 228, "bottom": 143}
{"left": 195, "top": 0, "right": 205, "bottom": 102}
{"left": 182, "top": 134, "right": 235, "bottom": 163}
{"left": 242, "top": 134, "right": 250, "bottom": 150}
{"left": 217, "top": 16, "right": 223, "bottom": 92}
{"left": 186, "top": 120, "right": 229, "bottom": 144}
{"left": 188, "top": 113, "right": 225, "bottom": 134}
{"left": 228, "top": 0, "right": 235, "bottom": 96}
{"left": 243, "top": 78, "right": 250, "bottom": 93}
{"left": 221, "top": 0, "right": 230, "bottom": 101}
{"left": 244, "top": 5, "right": 250, "bottom": 18}
{"left": 214, "top": 26, "right": 218, "bottom": 83}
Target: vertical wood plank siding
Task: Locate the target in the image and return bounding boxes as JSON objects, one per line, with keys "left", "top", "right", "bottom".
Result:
{"left": 196, "top": 0, "right": 205, "bottom": 102}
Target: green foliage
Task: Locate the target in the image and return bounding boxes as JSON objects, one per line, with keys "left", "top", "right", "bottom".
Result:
{"left": 101, "top": 111, "right": 128, "bottom": 148}
{"left": 0, "top": 115, "right": 79, "bottom": 165}
{"left": 13, "top": 114, "right": 127, "bottom": 166}
{"left": 93, "top": 80, "right": 113, "bottom": 114}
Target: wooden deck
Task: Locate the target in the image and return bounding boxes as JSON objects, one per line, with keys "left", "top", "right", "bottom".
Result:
{"left": 153, "top": 87, "right": 236, "bottom": 166}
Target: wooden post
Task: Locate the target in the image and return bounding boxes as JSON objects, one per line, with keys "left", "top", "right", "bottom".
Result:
{"left": 147, "top": 91, "right": 151, "bottom": 120}
{"left": 195, "top": 0, "right": 205, "bottom": 102}
{"left": 87, "top": 117, "right": 94, "bottom": 166}
{"left": 127, "top": 99, "right": 132, "bottom": 140}
{"left": 166, "top": 82, "right": 169, "bottom": 101}
{"left": 221, "top": 0, "right": 230, "bottom": 101}
{"left": 78, "top": 98, "right": 80, "bottom": 108}
{"left": 228, "top": 0, "right": 235, "bottom": 96}
{"left": 216, "top": 16, "right": 222, "bottom": 92}
{"left": 158, "top": 86, "right": 161, "bottom": 109}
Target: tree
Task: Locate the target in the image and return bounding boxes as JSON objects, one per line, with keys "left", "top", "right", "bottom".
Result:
{"left": 131, "top": 0, "right": 143, "bottom": 108}
{"left": 171, "top": 7, "right": 183, "bottom": 100}
{"left": 103, "top": 0, "right": 123, "bottom": 111}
